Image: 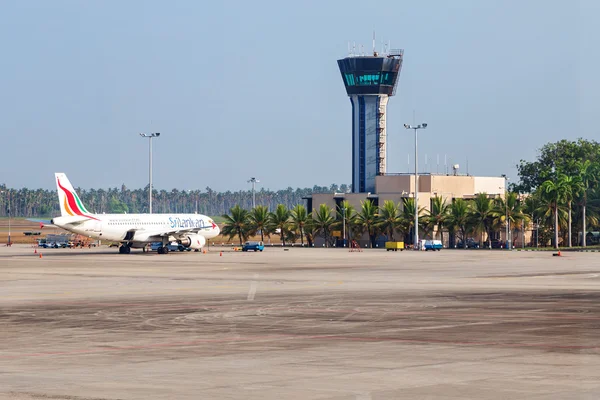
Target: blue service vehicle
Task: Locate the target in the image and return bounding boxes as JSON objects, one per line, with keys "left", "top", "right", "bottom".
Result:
{"left": 150, "top": 242, "right": 191, "bottom": 252}
{"left": 242, "top": 241, "right": 264, "bottom": 252}
{"left": 424, "top": 240, "right": 443, "bottom": 251}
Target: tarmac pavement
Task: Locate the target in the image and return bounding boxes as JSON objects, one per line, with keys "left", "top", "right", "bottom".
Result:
{"left": 1, "top": 245, "right": 599, "bottom": 399}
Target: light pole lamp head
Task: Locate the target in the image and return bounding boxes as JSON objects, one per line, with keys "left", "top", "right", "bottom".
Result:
{"left": 403, "top": 123, "right": 410, "bottom": 129}
{"left": 421, "top": 123, "right": 427, "bottom": 128}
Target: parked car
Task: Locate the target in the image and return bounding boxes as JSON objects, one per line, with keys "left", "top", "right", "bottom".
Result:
{"left": 424, "top": 240, "right": 443, "bottom": 251}
{"left": 490, "top": 239, "right": 506, "bottom": 249}
{"left": 456, "top": 238, "right": 480, "bottom": 249}
{"left": 242, "top": 241, "right": 264, "bottom": 252}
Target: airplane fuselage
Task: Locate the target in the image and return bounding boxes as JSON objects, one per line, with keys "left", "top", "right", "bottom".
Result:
{"left": 52, "top": 213, "right": 220, "bottom": 246}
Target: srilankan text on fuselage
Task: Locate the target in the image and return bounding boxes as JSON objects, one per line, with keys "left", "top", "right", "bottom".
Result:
{"left": 169, "top": 216, "right": 209, "bottom": 229}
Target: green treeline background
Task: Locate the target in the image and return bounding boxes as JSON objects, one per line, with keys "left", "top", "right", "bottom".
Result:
{"left": 0, "top": 183, "right": 350, "bottom": 218}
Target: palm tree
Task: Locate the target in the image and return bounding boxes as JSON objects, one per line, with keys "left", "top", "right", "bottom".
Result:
{"left": 356, "top": 200, "right": 379, "bottom": 248}
{"left": 492, "top": 192, "right": 527, "bottom": 248}
{"left": 541, "top": 174, "right": 571, "bottom": 249}
{"left": 290, "top": 204, "right": 308, "bottom": 246}
{"left": 269, "top": 204, "right": 291, "bottom": 246}
{"left": 312, "top": 204, "right": 336, "bottom": 247}
{"left": 471, "top": 193, "right": 494, "bottom": 248}
{"left": 448, "top": 198, "right": 471, "bottom": 248}
{"left": 221, "top": 205, "right": 250, "bottom": 245}
{"left": 400, "top": 198, "right": 425, "bottom": 246}
{"left": 425, "top": 196, "right": 449, "bottom": 245}
{"left": 377, "top": 200, "right": 401, "bottom": 241}
{"left": 562, "top": 175, "right": 584, "bottom": 247}
{"left": 534, "top": 189, "right": 568, "bottom": 246}
{"left": 522, "top": 193, "right": 543, "bottom": 247}
{"left": 303, "top": 214, "right": 316, "bottom": 247}
{"left": 248, "top": 205, "right": 270, "bottom": 243}
{"left": 577, "top": 160, "right": 599, "bottom": 246}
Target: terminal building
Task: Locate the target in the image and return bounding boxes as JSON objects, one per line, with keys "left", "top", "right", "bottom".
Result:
{"left": 305, "top": 172, "right": 507, "bottom": 248}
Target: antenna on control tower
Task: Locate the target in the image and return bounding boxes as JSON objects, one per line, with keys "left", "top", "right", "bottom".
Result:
{"left": 372, "top": 31, "right": 376, "bottom": 55}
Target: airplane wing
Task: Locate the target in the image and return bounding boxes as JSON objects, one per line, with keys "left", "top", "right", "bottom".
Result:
{"left": 125, "top": 224, "right": 216, "bottom": 243}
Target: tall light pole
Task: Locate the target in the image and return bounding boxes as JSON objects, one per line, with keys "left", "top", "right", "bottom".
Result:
{"left": 248, "top": 177, "right": 259, "bottom": 209}
{"left": 342, "top": 206, "right": 346, "bottom": 247}
{"left": 404, "top": 123, "right": 427, "bottom": 249}
{"left": 139, "top": 132, "right": 160, "bottom": 213}
{"left": 1, "top": 190, "right": 10, "bottom": 246}
{"left": 501, "top": 174, "right": 510, "bottom": 250}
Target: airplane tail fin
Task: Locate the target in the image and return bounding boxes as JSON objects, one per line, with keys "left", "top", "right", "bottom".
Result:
{"left": 55, "top": 173, "right": 92, "bottom": 217}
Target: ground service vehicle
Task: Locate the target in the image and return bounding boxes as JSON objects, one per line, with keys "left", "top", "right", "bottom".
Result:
{"left": 150, "top": 242, "right": 191, "bottom": 252}
{"left": 385, "top": 241, "right": 405, "bottom": 251}
{"left": 242, "top": 241, "right": 264, "bottom": 252}
{"left": 424, "top": 240, "right": 443, "bottom": 251}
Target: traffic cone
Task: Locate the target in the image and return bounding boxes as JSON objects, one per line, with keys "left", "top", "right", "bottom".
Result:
{"left": 220, "top": 251, "right": 223, "bottom": 257}
{"left": 558, "top": 250, "right": 561, "bottom": 256}
{"left": 34, "top": 248, "right": 37, "bottom": 254}
{"left": 39, "top": 253, "right": 42, "bottom": 258}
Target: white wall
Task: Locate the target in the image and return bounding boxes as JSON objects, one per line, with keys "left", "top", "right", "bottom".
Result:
{"left": 473, "top": 177, "right": 505, "bottom": 195}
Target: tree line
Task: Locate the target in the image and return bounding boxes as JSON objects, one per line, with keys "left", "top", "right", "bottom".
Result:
{"left": 513, "top": 138, "right": 600, "bottom": 247}
{"left": 0, "top": 183, "right": 349, "bottom": 218}
{"left": 220, "top": 194, "right": 529, "bottom": 248}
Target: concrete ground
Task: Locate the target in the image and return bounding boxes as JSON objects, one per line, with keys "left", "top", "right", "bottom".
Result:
{"left": 1, "top": 245, "right": 599, "bottom": 399}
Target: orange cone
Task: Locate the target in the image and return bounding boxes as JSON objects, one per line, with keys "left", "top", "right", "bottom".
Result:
{"left": 220, "top": 251, "right": 223, "bottom": 257}
{"left": 39, "top": 253, "right": 42, "bottom": 258}
{"left": 34, "top": 248, "right": 37, "bottom": 254}
{"left": 558, "top": 250, "right": 561, "bottom": 256}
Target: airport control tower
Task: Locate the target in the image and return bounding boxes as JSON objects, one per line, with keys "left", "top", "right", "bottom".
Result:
{"left": 338, "top": 48, "right": 403, "bottom": 193}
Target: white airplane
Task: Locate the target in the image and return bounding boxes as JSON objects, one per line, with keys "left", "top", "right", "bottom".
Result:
{"left": 50, "top": 173, "right": 220, "bottom": 254}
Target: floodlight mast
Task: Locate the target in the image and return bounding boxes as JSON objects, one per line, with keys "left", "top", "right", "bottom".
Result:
{"left": 403, "top": 123, "right": 427, "bottom": 250}
{"left": 248, "top": 177, "right": 260, "bottom": 209}
{"left": 501, "top": 174, "right": 511, "bottom": 250}
{"left": 139, "top": 132, "right": 160, "bottom": 213}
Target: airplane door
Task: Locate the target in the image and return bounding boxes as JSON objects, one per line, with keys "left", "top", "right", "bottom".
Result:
{"left": 93, "top": 220, "right": 102, "bottom": 233}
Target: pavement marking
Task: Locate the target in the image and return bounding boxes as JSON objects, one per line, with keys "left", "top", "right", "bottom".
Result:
{"left": 247, "top": 273, "right": 259, "bottom": 301}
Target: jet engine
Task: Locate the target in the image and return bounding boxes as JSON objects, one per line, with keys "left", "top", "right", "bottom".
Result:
{"left": 179, "top": 234, "right": 206, "bottom": 250}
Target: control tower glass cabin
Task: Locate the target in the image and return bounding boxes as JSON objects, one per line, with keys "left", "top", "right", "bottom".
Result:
{"left": 337, "top": 50, "right": 403, "bottom": 193}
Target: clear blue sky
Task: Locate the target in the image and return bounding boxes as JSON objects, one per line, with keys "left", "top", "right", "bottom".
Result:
{"left": 1, "top": 0, "right": 597, "bottom": 192}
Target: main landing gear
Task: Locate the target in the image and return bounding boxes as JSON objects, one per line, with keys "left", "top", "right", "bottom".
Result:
{"left": 118, "top": 244, "right": 131, "bottom": 254}
{"left": 157, "top": 246, "right": 169, "bottom": 255}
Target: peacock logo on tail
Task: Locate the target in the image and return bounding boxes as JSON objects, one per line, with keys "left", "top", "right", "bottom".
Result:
{"left": 55, "top": 173, "right": 99, "bottom": 220}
